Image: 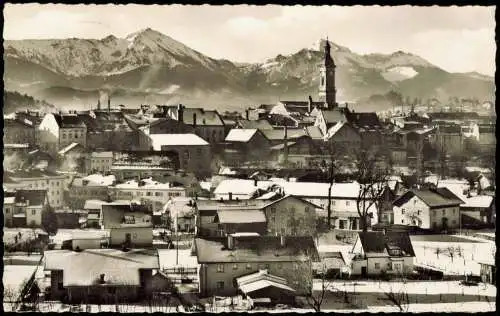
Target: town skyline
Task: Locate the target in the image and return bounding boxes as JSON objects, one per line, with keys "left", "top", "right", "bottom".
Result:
{"left": 3, "top": 4, "right": 496, "bottom": 76}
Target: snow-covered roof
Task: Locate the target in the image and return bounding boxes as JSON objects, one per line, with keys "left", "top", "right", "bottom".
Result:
{"left": 277, "top": 181, "right": 362, "bottom": 199}
{"left": 113, "top": 177, "right": 183, "bottom": 190}
{"left": 90, "top": 151, "right": 113, "bottom": 158}
{"left": 199, "top": 181, "right": 212, "bottom": 192}
{"left": 83, "top": 174, "right": 116, "bottom": 186}
{"left": 214, "top": 179, "right": 273, "bottom": 195}
{"left": 461, "top": 195, "right": 494, "bottom": 209}
{"left": 4, "top": 196, "right": 16, "bottom": 204}
{"left": 58, "top": 142, "right": 83, "bottom": 155}
{"left": 149, "top": 133, "right": 208, "bottom": 150}
{"left": 225, "top": 129, "right": 258, "bottom": 142}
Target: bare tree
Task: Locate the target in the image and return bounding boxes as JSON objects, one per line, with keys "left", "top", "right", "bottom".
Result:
{"left": 354, "top": 149, "right": 391, "bottom": 231}
{"left": 4, "top": 285, "right": 20, "bottom": 312}
{"left": 446, "top": 246, "right": 456, "bottom": 263}
{"left": 435, "top": 247, "right": 441, "bottom": 259}
{"left": 320, "top": 142, "right": 341, "bottom": 230}
{"left": 384, "top": 287, "right": 410, "bottom": 312}
{"left": 305, "top": 263, "right": 334, "bottom": 312}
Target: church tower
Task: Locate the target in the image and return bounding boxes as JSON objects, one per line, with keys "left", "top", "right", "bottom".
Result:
{"left": 318, "top": 38, "right": 337, "bottom": 109}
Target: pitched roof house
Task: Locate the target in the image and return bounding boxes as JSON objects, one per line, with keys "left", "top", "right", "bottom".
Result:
{"left": 44, "top": 248, "right": 159, "bottom": 303}
{"left": 350, "top": 231, "right": 415, "bottom": 276}
{"left": 194, "top": 235, "right": 319, "bottom": 298}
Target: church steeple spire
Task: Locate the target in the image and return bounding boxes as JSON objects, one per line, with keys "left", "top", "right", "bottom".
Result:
{"left": 318, "top": 37, "right": 337, "bottom": 109}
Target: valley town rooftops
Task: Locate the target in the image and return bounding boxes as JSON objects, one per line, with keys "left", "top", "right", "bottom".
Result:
{"left": 393, "top": 188, "right": 464, "bottom": 209}
{"left": 357, "top": 231, "right": 415, "bottom": 257}
{"left": 194, "top": 235, "right": 319, "bottom": 263}
{"left": 225, "top": 129, "right": 259, "bottom": 142}
{"left": 149, "top": 133, "right": 209, "bottom": 150}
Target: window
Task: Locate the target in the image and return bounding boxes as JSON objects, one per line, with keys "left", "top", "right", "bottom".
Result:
{"left": 417, "top": 210, "right": 421, "bottom": 216}
{"left": 58, "top": 281, "right": 64, "bottom": 290}
{"left": 453, "top": 209, "right": 456, "bottom": 215}
{"left": 413, "top": 200, "right": 417, "bottom": 205}
{"left": 401, "top": 209, "right": 405, "bottom": 215}
{"left": 217, "top": 264, "right": 224, "bottom": 273}
{"left": 233, "top": 264, "right": 238, "bottom": 270}
{"left": 146, "top": 192, "right": 152, "bottom": 196}
{"left": 6, "top": 208, "right": 10, "bottom": 214}
{"left": 401, "top": 219, "right": 404, "bottom": 224}
{"left": 332, "top": 201, "right": 336, "bottom": 206}
{"left": 374, "top": 263, "right": 380, "bottom": 269}
{"left": 277, "top": 263, "right": 283, "bottom": 269}
{"left": 32, "top": 209, "right": 36, "bottom": 215}
{"left": 124, "top": 215, "right": 135, "bottom": 224}
{"left": 265, "top": 264, "right": 270, "bottom": 270}
{"left": 442, "top": 209, "right": 445, "bottom": 216}
{"left": 452, "top": 220, "right": 456, "bottom": 225}
{"left": 246, "top": 264, "right": 252, "bottom": 270}
{"left": 216, "top": 281, "right": 224, "bottom": 290}
{"left": 346, "top": 201, "right": 350, "bottom": 206}
{"left": 155, "top": 192, "right": 162, "bottom": 197}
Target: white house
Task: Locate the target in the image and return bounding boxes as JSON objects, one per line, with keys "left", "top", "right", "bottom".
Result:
{"left": 101, "top": 203, "right": 153, "bottom": 248}
{"left": 392, "top": 188, "right": 463, "bottom": 230}
{"left": 38, "top": 113, "right": 87, "bottom": 153}
{"left": 109, "top": 178, "right": 186, "bottom": 213}
{"left": 9, "top": 169, "right": 66, "bottom": 208}
{"left": 275, "top": 181, "right": 379, "bottom": 230}
{"left": 350, "top": 231, "right": 415, "bottom": 276}
{"left": 13, "top": 190, "right": 49, "bottom": 227}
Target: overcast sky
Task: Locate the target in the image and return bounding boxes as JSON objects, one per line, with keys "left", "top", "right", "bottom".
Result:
{"left": 3, "top": 4, "right": 496, "bottom": 76}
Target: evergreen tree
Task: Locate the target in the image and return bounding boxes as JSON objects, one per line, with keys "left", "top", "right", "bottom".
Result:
{"left": 41, "top": 204, "right": 58, "bottom": 236}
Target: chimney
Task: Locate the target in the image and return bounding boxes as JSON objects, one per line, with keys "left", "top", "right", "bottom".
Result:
{"left": 177, "top": 104, "right": 184, "bottom": 123}
{"left": 193, "top": 113, "right": 197, "bottom": 128}
{"left": 245, "top": 109, "right": 249, "bottom": 120}
{"left": 227, "top": 234, "right": 234, "bottom": 250}
{"left": 308, "top": 96, "right": 313, "bottom": 113}
{"left": 228, "top": 192, "right": 233, "bottom": 201}
{"left": 108, "top": 96, "right": 111, "bottom": 112}
{"left": 283, "top": 125, "right": 289, "bottom": 164}
{"left": 280, "top": 235, "right": 285, "bottom": 247}
{"left": 99, "top": 274, "right": 105, "bottom": 284}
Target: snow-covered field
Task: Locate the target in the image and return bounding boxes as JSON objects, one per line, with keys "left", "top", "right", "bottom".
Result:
{"left": 246, "top": 301, "right": 496, "bottom": 313}
{"left": 315, "top": 280, "right": 496, "bottom": 297}
{"left": 412, "top": 238, "right": 495, "bottom": 276}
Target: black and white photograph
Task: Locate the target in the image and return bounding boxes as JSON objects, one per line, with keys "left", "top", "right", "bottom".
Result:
{"left": 2, "top": 3, "right": 496, "bottom": 313}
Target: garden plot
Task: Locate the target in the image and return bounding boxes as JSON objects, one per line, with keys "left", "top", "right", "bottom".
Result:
{"left": 320, "top": 280, "right": 496, "bottom": 297}
{"left": 157, "top": 249, "right": 198, "bottom": 269}
{"left": 411, "top": 239, "right": 495, "bottom": 276}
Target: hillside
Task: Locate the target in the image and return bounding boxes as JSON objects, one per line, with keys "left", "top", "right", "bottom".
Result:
{"left": 3, "top": 90, "right": 56, "bottom": 115}
{"left": 4, "top": 29, "right": 494, "bottom": 111}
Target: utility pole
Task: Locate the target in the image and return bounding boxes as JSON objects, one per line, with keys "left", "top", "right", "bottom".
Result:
{"left": 176, "top": 210, "right": 179, "bottom": 266}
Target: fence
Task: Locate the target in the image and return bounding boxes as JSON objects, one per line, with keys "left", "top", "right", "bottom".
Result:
{"left": 161, "top": 267, "right": 198, "bottom": 285}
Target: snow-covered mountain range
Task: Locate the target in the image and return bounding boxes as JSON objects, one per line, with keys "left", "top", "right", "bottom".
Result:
{"left": 4, "top": 28, "right": 494, "bottom": 111}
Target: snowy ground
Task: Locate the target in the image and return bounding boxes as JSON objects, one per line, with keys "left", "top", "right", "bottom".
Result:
{"left": 5, "top": 303, "right": 181, "bottom": 313}
{"left": 315, "top": 280, "right": 496, "bottom": 297}
{"left": 3, "top": 265, "right": 40, "bottom": 297}
{"left": 50, "top": 229, "right": 109, "bottom": 246}
{"left": 157, "top": 249, "right": 198, "bottom": 270}
{"left": 411, "top": 238, "right": 495, "bottom": 276}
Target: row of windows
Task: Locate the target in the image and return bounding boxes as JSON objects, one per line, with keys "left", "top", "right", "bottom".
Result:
{"left": 27, "top": 181, "right": 61, "bottom": 188}
{"left": 117, "top": 191, "right": 183, "bottom": 198}
{"left": 92, "top": 159, "right": 112, "bottom": 164}
{"left": 61, "top": 133, "right": 82, "bottom": 139}
{"left": 217, "top": 262, "right": 286, "bottom": 273}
